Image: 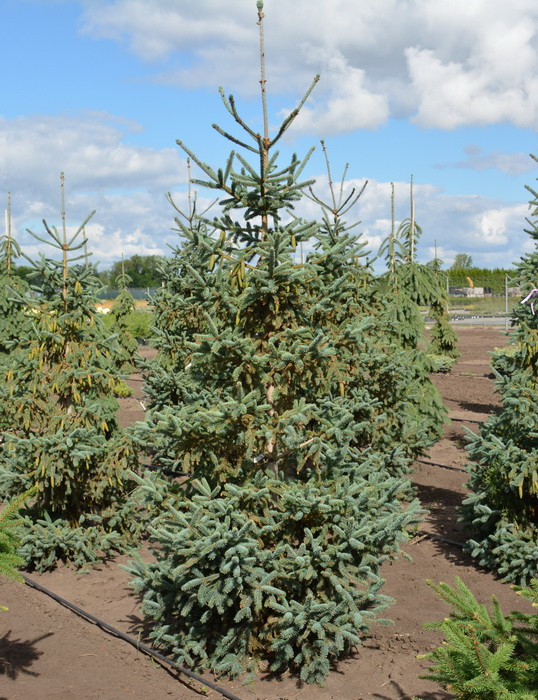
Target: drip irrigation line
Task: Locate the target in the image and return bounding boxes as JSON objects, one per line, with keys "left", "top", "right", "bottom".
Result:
{"left": 143, "top": 462, "right": 190, "bottom": 478}
{"left": 450, "top": 373, "right": 492, "bottom": 381}
{"left": 416, "top": 531, "right": 465, "bottom": 549}
{"left": 451, "top": 416, "right": 485, "bottom": 425}
{"left": 21, "top": 574, "right": 243, "bottom": 700}
{"left": 416, "top": 458, "right": 466, "bottom": 473}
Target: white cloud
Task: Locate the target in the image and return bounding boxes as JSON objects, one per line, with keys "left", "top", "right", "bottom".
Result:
{"left": 298, "top": 177, "right": 533, "bottom": 271}
{"left": 81, "top": 0, "right": 254, "bottom": 62}
{"left": 1, "top": 109, "right": 533, "bottom": 271}
{"left": 0, "top": 112, "right": 187, "bottom": 196}
{"left": 406, "top": 46, "right": 538, "bottom": 130}
{"left": 83, "top": 222, "right": 165, "bottom": 262}
{"left": 285, "top": 53, "right": 388, "bottom": 135}
{"left": 80, "top": 0, "right": 538, "bottom": 130}
{"left": 0, "top": 112, "right": 191, "bottom": 265}
{"left": 474, "top": 206, "right": 528, "bottom": 247}
{"left": 437, "top": 146, "right": 536, "bottom": 175}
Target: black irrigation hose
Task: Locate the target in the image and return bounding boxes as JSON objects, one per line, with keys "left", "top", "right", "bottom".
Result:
{"left": 143, "top": 462, "right": 191, "bottom": 478}
{"left": 416, "top": 531, "right": 465, "bottom": 549}
{"left": 450, "top": 373, "right": 492, "bottom": 381}
{"left": 21, "top": 574, "right": 243, "bottom": 700}
{"left": 415, "top": 459, "right": 466, "bottom": 473}
{"left": 451, "top": 416, "right": 485, "bottom": 425}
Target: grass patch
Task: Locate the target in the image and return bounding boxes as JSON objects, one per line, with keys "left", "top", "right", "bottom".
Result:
{"left": 448, "top": 296, "right": 519, "bottom": 315}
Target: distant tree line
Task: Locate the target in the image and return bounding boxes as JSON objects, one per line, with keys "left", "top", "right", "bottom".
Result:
{"left": 97, "top": 255, "right": 164, "bottom": 288}
{"left": 7, "top": 253, "right": 513, "bottom": 294}
{"left": 425, "top": 255, "right": 514, "bottom": 294}
{"left": 9, "top": 254, "right": 164, "bottom": 290}
{"left": 448, "top": 268, "right": 514, "bottom": 293}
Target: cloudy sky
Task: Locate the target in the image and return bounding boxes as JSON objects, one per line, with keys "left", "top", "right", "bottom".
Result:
{"left": 1, "top": 0, "right": 538, "bottom": 272}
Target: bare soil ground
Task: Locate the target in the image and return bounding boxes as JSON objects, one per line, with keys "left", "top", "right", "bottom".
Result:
{"left": 1, "top": 327, "right": 533, "bottom": 700}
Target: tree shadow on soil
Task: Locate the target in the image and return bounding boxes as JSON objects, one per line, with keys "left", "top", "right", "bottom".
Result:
{"left": 457, "top": 400, "right": 499, "bottom": 415}
{"left": 258, "top": 648, "right": 361, "bottom": 688}
{"left": 0, "top": 630, "right": 52, "bottom": 680}
{"left": 414, "top": 482, "right": 510, "bottom": 582}
{"left": 124, "top": 611, "right": 155, "bottom": 642}
{"left": 413, "top": 482, "right": 473, "bottom": 568}
{"left": 445, "top": 425, "right": 472, "bottom": 450}
{"left": 372, "top": 680, "right": 451, "bottom": 699}
{"left": 119, "top": 582, "right": 156, "bottom": 641}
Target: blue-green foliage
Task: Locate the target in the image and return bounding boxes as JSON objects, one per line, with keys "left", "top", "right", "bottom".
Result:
{"left": 0, "top": 198, "right": 141, "bottom": 571}
{"left": 126, "top": 471, "right": 423, "bottom": 684}
{"left": 461, "top": 161, "right": 538, "bottom": 584}
{"left": 109, "top": 287, "right": 139, "bottom": 371}
{"left": 428, "top": 258, "right": 460, "bottom": 361}
{"left": 0, "top": 206, "right": 30, "bottom": 359}
{"left": 127, "top": 4, "right": 445, "bottom": 684}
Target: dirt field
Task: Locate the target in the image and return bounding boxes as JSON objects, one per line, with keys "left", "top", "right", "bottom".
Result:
{"left": 1, "top": 326, "right": 532, "bottom": 700}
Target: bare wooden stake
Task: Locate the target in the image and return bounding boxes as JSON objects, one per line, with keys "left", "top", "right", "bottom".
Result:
{"left": 60, "top": 172, "right": 68, "bottom": 299}
{"left": 6, "top": 192, "right": 12, "bottom": 274}
{"left": 409, "top": 175, "right": 415, "bottom": 262}
{"left": 257, "top": 1, "right": 269, "bottom": 240}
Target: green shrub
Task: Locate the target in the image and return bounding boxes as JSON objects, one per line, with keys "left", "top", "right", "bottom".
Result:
{"left": 112, "top": 379, "right": 133, "bottom": 397}
{"left": 490, "top": 344, "right": 518, "bottom": 377}
{"left": 128, "top": 311, "right": 152, "bottom": 339}
{"left": 460, "top": 164, "right": 538, "bottom": 585}
{"left": 426, "top": 353, "right": 457, "bottom": 373}
{"left": 0, "top": 186, "right": 141, "bottom": 571}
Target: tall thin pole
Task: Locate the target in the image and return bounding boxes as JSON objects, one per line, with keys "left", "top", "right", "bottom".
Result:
{"left": 6, "top": 192, "right": 12, "bottom": 274}
{"left": 257, "top": 1, "right": 269, "bottom": 145}
{"left": 60, "top": 172, "right": 68, "bottom": 302}
{"left": 257, "top": 1, "right": 269, "bottom": 240}
{"left": 505, "top": 274, "right": 509, "bottom": 331}
{"left": 389, "top": 182, "right": 397, "bottom": 285}
{"left": 409, "top": 175, "right": 415, "bottom": 262}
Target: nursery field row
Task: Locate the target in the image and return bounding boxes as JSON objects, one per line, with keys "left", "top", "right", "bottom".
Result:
{"left": 2, "top": 325, "right": 533, "bottom": 700}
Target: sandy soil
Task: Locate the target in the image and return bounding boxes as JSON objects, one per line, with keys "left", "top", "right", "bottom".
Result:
{"left": 1, "top": 326, "right": 533, "bottom": 700}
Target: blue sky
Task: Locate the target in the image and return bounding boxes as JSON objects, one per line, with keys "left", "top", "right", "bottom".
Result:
{"left": 1, "top": 0, "right": 538, "bottom": 272}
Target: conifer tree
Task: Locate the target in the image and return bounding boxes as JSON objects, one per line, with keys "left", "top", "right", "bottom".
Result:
{"left": 0, "top": 490, "right": 35, "bottom": 609}
{"left": 427, "top": 251, "right": 460, "bottom": 367}
{"left": 109, "top": 255, "right": 139, "bottom": 372}
{"left": 141, "top": 161, "right": 221, "bottom": 413}
{"left": 126, "top": 3, "right": 440, "bottom": 683}
{"left": 461, "top": 160, "right": 538, "bottom": 584}
{"left": 379, "top": 180, "right": 439, "bottom": 346}
{"left": 427, "top": 252, "right": 460, "bottom": 372}
{"left": 0, "top": 193, "right": 29, "bottom": 358}
{"left": 0, "top": 175, "right": 140, "bottom": 571}
{"left": 419, "top": 577, "right": 538, "bottom": 698}
{"left": 300, "top": 147, "right": 443, "bottom": 466}
{"left": 377, "top": 181, "right": 446, "bottom": 439}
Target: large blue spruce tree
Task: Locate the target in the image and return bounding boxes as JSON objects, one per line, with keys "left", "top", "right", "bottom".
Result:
{"left": 126, "top": 2, "right": 444, "bottom": 683}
